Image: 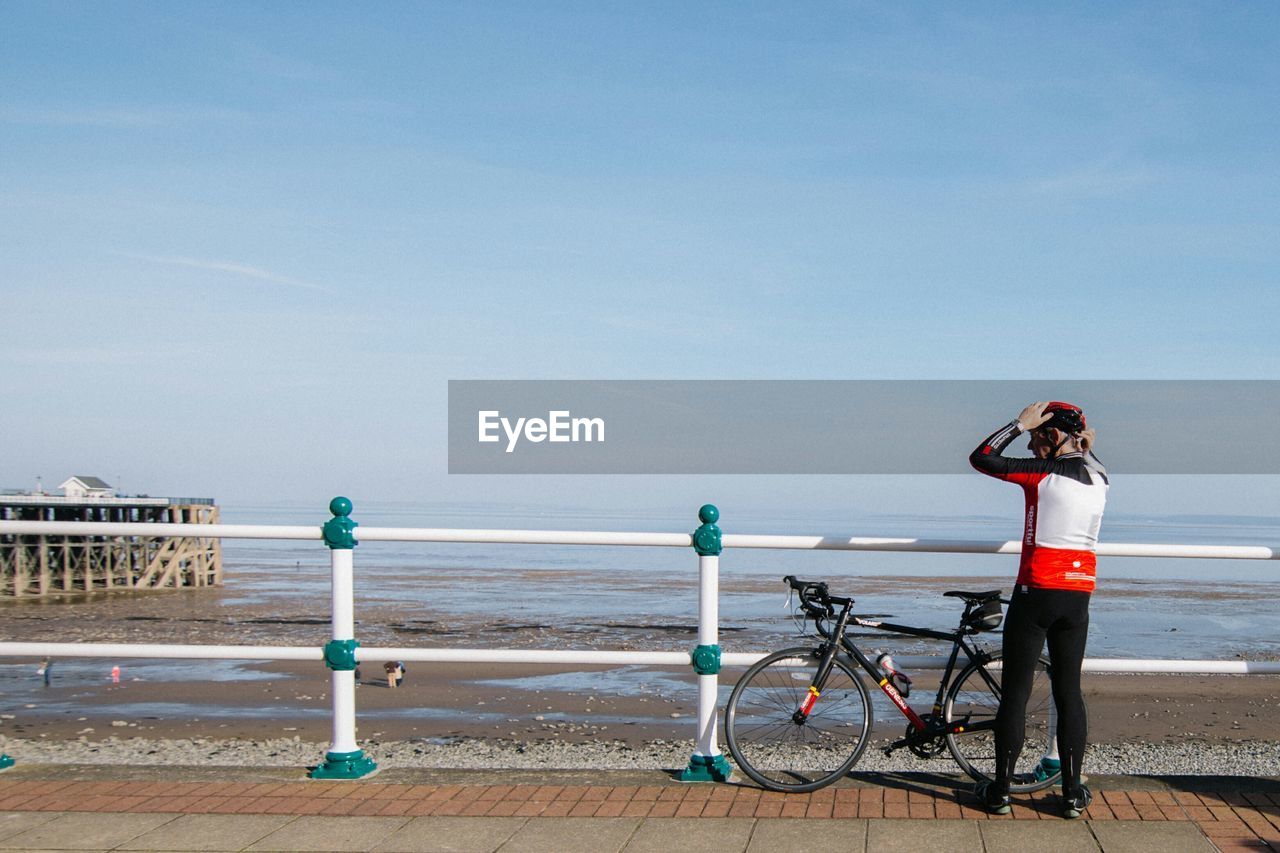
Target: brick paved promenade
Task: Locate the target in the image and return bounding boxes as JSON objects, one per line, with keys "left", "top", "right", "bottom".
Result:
{"left": 1, "top": 766, "right": 1277, "bottom": 851}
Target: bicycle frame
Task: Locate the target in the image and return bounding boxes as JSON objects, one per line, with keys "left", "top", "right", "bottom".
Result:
{"left": 801, "top": 598, "right": 999, "bottom": 737}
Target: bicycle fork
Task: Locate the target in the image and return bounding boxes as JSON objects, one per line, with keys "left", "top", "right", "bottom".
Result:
{"left": 792, "top": 643, "right": 842, "bottom": 725}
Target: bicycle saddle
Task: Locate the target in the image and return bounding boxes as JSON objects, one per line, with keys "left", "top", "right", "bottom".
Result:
{"left": 943, "top": 590, "right": 1001, "bottom": 603}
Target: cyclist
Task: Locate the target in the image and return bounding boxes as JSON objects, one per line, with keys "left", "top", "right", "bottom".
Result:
{"left": 969, "top": 401, "right": 1108, "bottom": 818}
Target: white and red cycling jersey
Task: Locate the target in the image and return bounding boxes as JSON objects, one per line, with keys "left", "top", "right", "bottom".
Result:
{"left": 970, "top": 421, "right": 1109, "bottom": 593}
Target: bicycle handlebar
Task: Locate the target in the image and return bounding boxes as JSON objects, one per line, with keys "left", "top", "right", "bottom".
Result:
{"left": 783, "top": 575, "right": 852, "bottom": 622}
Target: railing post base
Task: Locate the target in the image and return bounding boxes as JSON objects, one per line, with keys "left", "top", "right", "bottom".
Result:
{"left": 310, "top": 749, "right": 377, "bottom": 780}
{"left": 0, "top": 754, "right": 14, "bottom": 771}
{"left": 680, "top": 753, "right": 733, "bottom": 783}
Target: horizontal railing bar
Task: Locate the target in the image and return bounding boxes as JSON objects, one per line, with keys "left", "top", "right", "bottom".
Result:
{"left": 1076, "top": 658, "right": 1280, "bottom": 674}
{"left": 2, "top": 520, "right": 1277, "bottom": 559}
{"left": 1097, "top": 543, "right": 1279, "bottom": 559}
{"left": 0, "top": 521, "right": 321, "bottom": 540}
{"left": 0, "top": 522, "right": 690, "bottom": 547}
{"left": 356, "top": 528, "right": 694, "bottom": 547}
{"left": 722, "top": 653, "right": 1280, "bottom": 675}
{"left": 0, "top": 642, "right": 321, "bottom": 660}
{"left": 2, "top": 642, "right": 1276, "bottom": 675}
{"left": 721, "top": 534, "right": 1280, "bottom": 560}
{"left": 357, "top": 648, "right": 691, "bottom": 666}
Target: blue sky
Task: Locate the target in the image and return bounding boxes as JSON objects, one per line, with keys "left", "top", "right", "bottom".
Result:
{"left": 3, "top": 2, "right": 1278, "bottom": 521}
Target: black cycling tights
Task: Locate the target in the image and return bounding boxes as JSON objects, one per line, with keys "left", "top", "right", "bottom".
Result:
{"left": 993, "top": 587, "right": 1090, "bottom": 796}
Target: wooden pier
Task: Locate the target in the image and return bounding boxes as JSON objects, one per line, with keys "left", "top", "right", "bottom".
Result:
{"left": 0, "top": 497, "right": 221, "bottom": 597}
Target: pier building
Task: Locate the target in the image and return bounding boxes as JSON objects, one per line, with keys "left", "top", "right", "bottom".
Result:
{"left": 0, "top": 477, "right": 220, "bottom": 597}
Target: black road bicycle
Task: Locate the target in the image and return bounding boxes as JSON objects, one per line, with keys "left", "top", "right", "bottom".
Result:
{"left": 724, "top": 576, "right": 1067, "bottom": 793}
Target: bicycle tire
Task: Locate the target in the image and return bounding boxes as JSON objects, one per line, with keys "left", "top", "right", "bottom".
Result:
{"left": 944, "top": 653, "right": 1075, "bottom": 794}
{"left": 724, "top": 647, "right": 872, "bottom": 793}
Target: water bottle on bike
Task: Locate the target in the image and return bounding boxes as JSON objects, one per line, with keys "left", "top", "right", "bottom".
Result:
{"left": 875, "top": 652, "right": 912, "bottom": 698}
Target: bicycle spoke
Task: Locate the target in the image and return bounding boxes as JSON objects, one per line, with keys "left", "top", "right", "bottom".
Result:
{"left": 945, "top": 655, "right": 1066, "bottom": 794}
{"left": 726, "top": 650, "right": 872, "bottom": 793}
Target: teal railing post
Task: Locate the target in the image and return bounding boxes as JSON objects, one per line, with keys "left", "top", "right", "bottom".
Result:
{"left": 310, "top": 497, "right": 377, "bottom": 780}
{"left": 681, "top": 503, "right": 733, "bottom": 782}
{"left": 0, "top": 753, "right": 13, "bottom": 771}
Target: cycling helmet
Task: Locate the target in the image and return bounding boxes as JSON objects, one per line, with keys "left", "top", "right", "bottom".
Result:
{"left": 1040, "top": 401, "right": 1086, "bottom": 434}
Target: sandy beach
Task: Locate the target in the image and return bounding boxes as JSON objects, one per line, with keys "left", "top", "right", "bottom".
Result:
{"left": 3, "top": 583, "right": 1279, "bottom": 769}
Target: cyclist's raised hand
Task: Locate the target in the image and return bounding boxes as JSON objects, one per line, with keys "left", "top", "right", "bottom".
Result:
{"left": 1017, "top": 402, "right": 1052, "bottom": 431}
{"left": 1078, "top": 427, "right": 1096, "bottom": 453}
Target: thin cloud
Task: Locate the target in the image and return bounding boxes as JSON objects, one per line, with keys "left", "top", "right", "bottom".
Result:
{"left": 121, "top": 253, "right": 332, "bottom": 292}
{"left": 226, "top": 37, "right": 333, "bottom": 83}
{"left": 0, "top": 106, "right": 251, "bottom": 128}
{"left": 1026, "top": 161, "right": 1160, "bottom": 197}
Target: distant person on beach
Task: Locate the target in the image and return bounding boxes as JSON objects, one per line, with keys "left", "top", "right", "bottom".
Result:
{"left": 969, "top": 401, "right": 1108, "bottom": 819}
{"left": 37, "top": 657, "right": 51, "bottom": 687}
{"left": 384, "top": 661, "right": 398, "bottom": 688}
{"left": 395, "top": 662, "right": 406, "bottom": 687}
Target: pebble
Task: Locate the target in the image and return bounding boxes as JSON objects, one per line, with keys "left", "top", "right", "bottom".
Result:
{"left": 0, "top": 735, "right": 1275, "bottom": 775}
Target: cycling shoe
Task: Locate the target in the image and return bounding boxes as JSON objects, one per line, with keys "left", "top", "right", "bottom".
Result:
{"left": 1033, "top": 757, "right": 1061, "bottom": 782}
{"left": 1062, "top": 784, "right": 1092, "bottom": 819}
{"left": 975, "top": 779, "right": 1011, "bottom": 815}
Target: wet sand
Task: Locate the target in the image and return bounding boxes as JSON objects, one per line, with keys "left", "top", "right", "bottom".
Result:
{"left": 3, "top": 658, "right": 1279, "bottom": 749}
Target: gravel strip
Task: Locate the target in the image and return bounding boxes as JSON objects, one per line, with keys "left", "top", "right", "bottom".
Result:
{"left": 3, "top": 735, "right": 1277, "bottom": 776}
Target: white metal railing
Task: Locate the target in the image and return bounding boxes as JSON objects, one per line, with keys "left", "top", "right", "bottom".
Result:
{"left": 0, "top": 643, "right": 320, "bottom": 661}
{"left": 3, "top": 642, "right": 1277, "bottom": 675}
{"left": 0, "top": 522, "right": 319, "bottom": 539}
{"left": 1, "top": 505, "right": 1278, "bottom": 781}
{"left": 5, "top": 520, "right": 1280, "bottom": 559}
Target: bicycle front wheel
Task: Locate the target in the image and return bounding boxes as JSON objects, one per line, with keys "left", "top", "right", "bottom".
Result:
{"left": 724, "top": 647, "right": 872, "bottom": 793}
{"left": 944, "top": 654, "right": 1060, "bottom": 793}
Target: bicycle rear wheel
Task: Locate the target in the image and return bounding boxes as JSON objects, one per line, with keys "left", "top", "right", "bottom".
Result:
{"left": 944, "top": 654, "right": 1063, "bottom": 793}
{"left": 724, "top": 647, "right": 872, "bottom": 793}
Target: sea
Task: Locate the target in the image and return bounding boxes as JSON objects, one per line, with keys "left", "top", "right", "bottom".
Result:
{"left": 218, "top": 501, "right": 1280, "bottom": 662}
